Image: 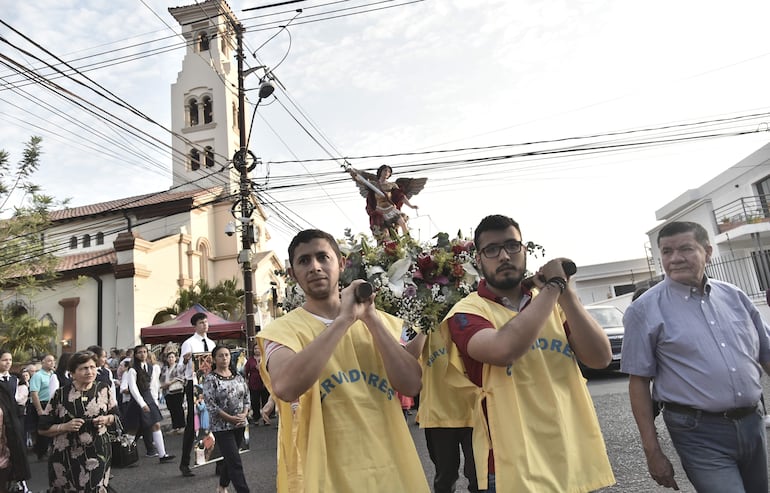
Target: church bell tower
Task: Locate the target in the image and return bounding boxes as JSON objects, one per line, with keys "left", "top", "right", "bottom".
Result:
{"left": 168, "top": 0, "right": 240, "bottom": 195}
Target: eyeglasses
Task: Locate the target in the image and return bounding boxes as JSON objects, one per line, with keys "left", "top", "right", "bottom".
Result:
{"left": 479, "top": 240, "right": 524, "bottom": 258}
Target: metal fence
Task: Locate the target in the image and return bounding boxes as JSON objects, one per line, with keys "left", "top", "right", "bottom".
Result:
{"left": 706, "top": 251, "right": 770, "bottom": 300}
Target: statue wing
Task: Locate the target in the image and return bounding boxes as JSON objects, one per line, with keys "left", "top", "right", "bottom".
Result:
{"left": 351, "top": 169, "right": 380, "bottom": 198}
{"left": 395, "top": 177, "right": 427, "bottom": 199}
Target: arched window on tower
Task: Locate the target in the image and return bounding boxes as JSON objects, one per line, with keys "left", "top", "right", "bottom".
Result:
{"left": 188, "top": 98, "right": 199, "bottom": 126}
{"left": 199, "top": 32, "right": 209, "bottom": 52}
{"left": 205, "top": 147, "right": 215, "bottom": 168}
{"left": 96, "top": 232, "right": 104, "bottom": 245}
{"left": 232, "top": 102, "right": 238, "bottom": 130}
{"left": 69, "top": 236, "right": 78, "bottom": 249}
{"left": 203, "top": 96, "right": 213, "bottom": 124}
{"left": 82, "top": 234, "right": 91, "bottom": 248}
{"left": 190, "top": 149, "right": 201, "bottom": 171}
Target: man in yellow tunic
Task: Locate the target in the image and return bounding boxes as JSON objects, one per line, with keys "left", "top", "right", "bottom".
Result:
{"left": 438, "top": 214, "right": 616, "bottom": 492}
{"left": 413, "top": 329, "right": 479, "bottom": 493}
{"left": 258, "top": 229, "right": 430, "bottom": 493}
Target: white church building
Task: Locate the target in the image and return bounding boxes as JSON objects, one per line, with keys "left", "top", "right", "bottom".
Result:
{"left": 4, "top": 0, "right": 283, "bottom": 352}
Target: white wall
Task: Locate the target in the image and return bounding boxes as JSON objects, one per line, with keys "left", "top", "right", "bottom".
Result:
{"left": 585, "top": 292, "right": 634, "bottom": 313}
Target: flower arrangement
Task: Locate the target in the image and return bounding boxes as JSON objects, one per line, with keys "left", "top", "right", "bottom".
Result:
{"left": 279, "top": 230, "right": 546, "bottom": 333}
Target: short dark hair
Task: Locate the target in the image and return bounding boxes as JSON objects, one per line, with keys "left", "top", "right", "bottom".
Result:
{"left": 210, "top": 345, "right": 229, "bottom": 370}
{"left": 288, "top": 229, "right": 342, "bottom": 267}
{"left": 191, "top": 312, "right": 208, "bottom": 326}
{"left": 657, "top": 221, "right": 709, "bottom": 248}
{"left": 474, "top": 215, "right": 521, "bottom": 250}
{"left": 376, "top": 165, "right": 392, "bottom": 179}
{"left": 87, "top": 345, "right": 105, "bottom": 358}
{"left": 67, "top": 351, "right": 98, "bottom": 373}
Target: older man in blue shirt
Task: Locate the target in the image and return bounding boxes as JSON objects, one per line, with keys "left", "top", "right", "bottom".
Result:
{"left": 623, "top": 221, "right": 770, "bottom": 493}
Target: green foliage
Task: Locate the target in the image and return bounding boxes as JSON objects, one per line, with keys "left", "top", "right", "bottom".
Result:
{"left": 0, "top": 305, "right": 56, "bottom": 361}
{"left": 168, "top": 278, "right": 245, "bottom": 320}
{"left": 0, "top": 137, "right": 64, "bottom": 295}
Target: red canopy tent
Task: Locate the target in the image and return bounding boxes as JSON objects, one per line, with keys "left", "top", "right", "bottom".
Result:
{"left": 140, "top": 304, "right": 244, "bottom": 344}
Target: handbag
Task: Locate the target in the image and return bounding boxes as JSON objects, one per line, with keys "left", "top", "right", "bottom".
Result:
{"left": 168, "top": 379, "right": 185, "bottom": 394}
{"left": 111, "top": 434, "right": 138, "bottom": 468}
{"left": 110, "top": 415, "right": 138, "bottom": 468}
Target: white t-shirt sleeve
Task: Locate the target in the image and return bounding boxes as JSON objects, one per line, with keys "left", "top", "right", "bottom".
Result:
{"left": 48, "top": 373, "right": 60, "bottom": 397}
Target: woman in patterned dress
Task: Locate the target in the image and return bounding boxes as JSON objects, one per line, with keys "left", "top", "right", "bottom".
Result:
{"left": 202, "top": 346, "right": 251, "bottom": 493}
{"left": 38, "top": 351, "right": 118, "bottom": 492}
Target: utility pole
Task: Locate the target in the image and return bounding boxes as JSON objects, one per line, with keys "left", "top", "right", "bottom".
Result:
{"left": 233, "top": 22, "right": 258, "bottom": 356}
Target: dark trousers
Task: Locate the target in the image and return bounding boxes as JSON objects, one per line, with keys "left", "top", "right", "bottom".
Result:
{"left": 180, "top": 380, "right": 195, "bottom": 468}
{"left": 425, "top": 427, "right": 479, "bottom": 493}
{"left": 165, "top": 392, "right": 186, "bottom": 429}
{"left": 135, "top": 427, "right": 156, "bottom": 455}
{"left": 249, "top": 388, "right": 270, "bottom": 419}
{"left": 214, "top": 428, "right": 249, "bottom": 493}
{"left": 32, "top": 401, "right": 49, "bottom": 459}
{"left": 0, "top": 464, "right": 9, "bottom": 489}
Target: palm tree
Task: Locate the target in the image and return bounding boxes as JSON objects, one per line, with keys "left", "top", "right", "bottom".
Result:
{"left": 0, "top": 308, "right": 56, "bottom": 360}
{"left": 168, "top": 278, "right": 246, "bottom": 321}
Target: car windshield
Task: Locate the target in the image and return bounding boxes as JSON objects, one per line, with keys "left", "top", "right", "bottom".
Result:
{"left": 587, "top": 307, "right": 624, "bottom": 327}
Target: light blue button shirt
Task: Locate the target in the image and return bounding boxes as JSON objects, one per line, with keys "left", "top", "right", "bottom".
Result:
{"left": 622, "top": 277, "right": 770, "bottom": 412}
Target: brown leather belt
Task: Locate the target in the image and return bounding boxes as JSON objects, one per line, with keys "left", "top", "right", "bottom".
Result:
{"left": 663, "top": 402, "right": 758, "bottom": 420}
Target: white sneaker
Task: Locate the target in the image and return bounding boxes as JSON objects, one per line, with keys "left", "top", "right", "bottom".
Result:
{"left": 763, "top": 415, "right": 770, "bottom": 427}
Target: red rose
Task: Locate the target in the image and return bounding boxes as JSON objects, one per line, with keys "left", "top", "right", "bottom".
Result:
{"left": 384, "top": 240, "right": 399, "bottom": 255}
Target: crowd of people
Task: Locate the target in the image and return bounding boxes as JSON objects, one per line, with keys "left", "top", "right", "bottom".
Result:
{"left": 0, "top": 329, "right": 275, "bottom": 493}
{"left": 2, "top": 218, "right": 770, "bottom": 492}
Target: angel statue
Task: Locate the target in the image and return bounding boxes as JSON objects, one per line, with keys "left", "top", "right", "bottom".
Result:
{"left": 348, "top": 164, "right": 427, "bottom": 242}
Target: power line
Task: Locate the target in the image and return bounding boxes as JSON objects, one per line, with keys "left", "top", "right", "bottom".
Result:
{"left": 0, "top": 34, "right": 234, "bottom": 190}
{"left": 263, "top": 110, "right": 770, "bottom": 165}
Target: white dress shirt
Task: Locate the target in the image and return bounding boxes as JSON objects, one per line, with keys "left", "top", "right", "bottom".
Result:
{"left": 180, "top": 332, "right": 216, "bottom": 381}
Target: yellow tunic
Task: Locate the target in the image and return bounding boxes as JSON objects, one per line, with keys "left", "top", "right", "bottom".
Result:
{"left": 439, "top": 292, "right": 616, "bottom": 492}
{"left": 258, "top": 308, "right": 430, "bottom": 493}
{"left": 417, "top": 328, "right": 476, "bottom": 428}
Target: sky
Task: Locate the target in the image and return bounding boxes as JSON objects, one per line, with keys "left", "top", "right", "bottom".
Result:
{"left": 2, "top": 0, "right": 770, "bottom": 269}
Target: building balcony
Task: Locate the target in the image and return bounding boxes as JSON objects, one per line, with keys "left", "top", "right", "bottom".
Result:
{"left": 714, "top": 195, "right": 770, "bottom": 233}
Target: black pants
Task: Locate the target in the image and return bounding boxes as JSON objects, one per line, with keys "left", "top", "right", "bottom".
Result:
{"left": 215, "top": 428, "right": 249, "bottom": 493}
{"left": 135, "top": 427, "right": 157, "bottom": 455}
{"left": 249, "top": 388, "right": 270, "bottom": 420}
{"left": 0, "top": 464, "right": 10, "bottom": 489}
{"left": 425, "top": 427, "right": 479, "bottom": 493}
{"left": 180, "top": 380, "right": 195, "bottom": 468}
{"left": 165, "top": 391, "right": 186, "bottom": 429}
{"left": 33, "top": 401, "right": 49, "bottom": 459}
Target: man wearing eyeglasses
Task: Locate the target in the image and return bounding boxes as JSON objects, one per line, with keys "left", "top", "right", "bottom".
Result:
{"left": 431, "top": 214, "right": 615, "bottom": 492}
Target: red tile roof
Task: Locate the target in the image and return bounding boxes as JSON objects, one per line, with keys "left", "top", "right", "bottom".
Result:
{"left": 56, "top": 249, "right": 116, "bottom": 272}
{"left": 50, "top": 188, "right": 223, "bottom": 222}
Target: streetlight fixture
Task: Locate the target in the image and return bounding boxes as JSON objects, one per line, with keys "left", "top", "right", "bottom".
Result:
{"left": 258, "top": 79, "right": 275, "bottom": 99}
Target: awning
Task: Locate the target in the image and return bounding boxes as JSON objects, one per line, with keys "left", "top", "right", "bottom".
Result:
{"left": 140, "top": 304, "right": 244, "bottom": 344}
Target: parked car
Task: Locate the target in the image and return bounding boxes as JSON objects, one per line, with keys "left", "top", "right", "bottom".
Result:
{"left": 584, "top": 305, "right": 625, "bottom": 371}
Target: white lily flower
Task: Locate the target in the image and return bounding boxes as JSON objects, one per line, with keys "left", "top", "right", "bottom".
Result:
{"left": 365, "top": 265, "right": 385, "bottom": 277}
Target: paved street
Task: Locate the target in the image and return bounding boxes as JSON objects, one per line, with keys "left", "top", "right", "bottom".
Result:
{"left": 23, "top": 373, "right": 770, "bottom": 492}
